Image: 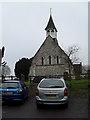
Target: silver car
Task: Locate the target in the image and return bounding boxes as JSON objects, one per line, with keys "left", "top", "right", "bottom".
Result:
{"left": 36, "top": 78, "right": 68, "bottom": 108}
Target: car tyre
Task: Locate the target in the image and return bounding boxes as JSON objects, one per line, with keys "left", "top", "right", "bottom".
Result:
{"left": 20, "top": 95, "right": 25, "bottom": 104}
{"left": 36, "top": 103, "right": 42, "bottom": 109}
{"left": 64, "top": 102, "right": 68, "bottom": 108}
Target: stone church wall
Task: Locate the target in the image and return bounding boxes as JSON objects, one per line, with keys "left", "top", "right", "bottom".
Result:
{"left": 35, "top": 65, "right": 65, "bottom": 76}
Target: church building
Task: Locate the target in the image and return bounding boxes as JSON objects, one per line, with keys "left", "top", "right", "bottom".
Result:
{"left": 29, "top": 13, "right": 74, "bottom": 80}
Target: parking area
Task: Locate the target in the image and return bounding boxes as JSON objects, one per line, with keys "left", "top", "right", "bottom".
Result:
{"left": 2, "top": 95, "right": 88, "bottom": 119}
{"left": 1, "top": 79, "right": 89, "bottom": 119}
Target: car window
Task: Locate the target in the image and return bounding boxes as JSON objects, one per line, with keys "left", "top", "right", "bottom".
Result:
{"left": 2, "top": 82, "right": 19, "bottom": 89}
{"left": 39, "top": 79, "right": 64, "bottom": 88}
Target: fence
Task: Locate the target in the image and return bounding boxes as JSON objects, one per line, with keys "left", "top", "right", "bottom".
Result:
{"left": 0, "top": 73, "right": 88, "bottom": 83}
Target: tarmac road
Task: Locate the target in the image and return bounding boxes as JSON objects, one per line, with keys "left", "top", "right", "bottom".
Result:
{"left": 2, "top": 96, "right": 88, "bottom": 119}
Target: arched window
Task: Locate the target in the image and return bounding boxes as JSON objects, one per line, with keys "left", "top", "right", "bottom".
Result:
{"left": 41, "top": 57, "right": 44, "bottom": 65}
{"left": 51, "top": 29, "right": 54, "bottom": 32}
{"left": 49, "top": 56, "right": 51, "bottom": 64}
{"left": 57, "top": 56, "right": 59, "bottom": 64}
{"left": 47, "top": 30, "right": 50, "bottom": 32}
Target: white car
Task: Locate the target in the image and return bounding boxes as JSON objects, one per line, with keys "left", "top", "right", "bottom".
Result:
{"left": 36, "top": 78, "right": 68, "bottom": 108}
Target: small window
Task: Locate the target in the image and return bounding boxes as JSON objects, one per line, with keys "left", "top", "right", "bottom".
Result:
{"left": 51, "top": 29, "right": 54, "bottom": 32}
{"left": 41, "top": 57, "right": 44, "bottom": 65}
{"left": 57, "top": 56, "right": 59, "bottom": 64}
{"left": 49, "top": 56, "right": 51, "bottom": 64}
{"left": 47, "top": 30, "right": 49, "bottom": 32}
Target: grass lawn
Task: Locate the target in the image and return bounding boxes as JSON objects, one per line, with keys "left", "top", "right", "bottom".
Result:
{"left": 66, "top": 79, "right": 88, "bottom": 88}
{"left": 24, "top": 81, "right": 38, "bottom": 97}
{"left": 25, "top": 79, "right": 89, "bottom": 98}
{"left": 66, "top": 79, "right": 89, "bottom": 97}
{"left": 24, "top": 81, "right": 32, "bottom": 86}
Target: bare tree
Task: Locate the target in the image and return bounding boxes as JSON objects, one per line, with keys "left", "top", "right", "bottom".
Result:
{"left": 64, "top": 45, "right": 80, "bottom": 87}
{"left": 2, "top": 65, "right": 11, "bottom": 76}
{"left": 66, "top": 44, "right": 79, "bottom": 63}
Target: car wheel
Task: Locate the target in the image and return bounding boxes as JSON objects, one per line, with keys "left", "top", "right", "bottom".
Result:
{"left": 20, "top": 95, "right": 25, "bottom": 104}
{"left": 36, "top": 103, "right": 40, "bottom": 108}
{"left": 64, "top": 102, "right": 68, "bottom": 108}
{"left": 36, "top": 103, "right": 42, "bottom": 109}
{"left": 20, "top": 98, "right": 25, "bottom": 104}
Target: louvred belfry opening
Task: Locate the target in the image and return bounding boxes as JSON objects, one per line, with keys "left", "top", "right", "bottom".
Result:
{"left": 45, "top": 14, "right": 58, "bottom": 39}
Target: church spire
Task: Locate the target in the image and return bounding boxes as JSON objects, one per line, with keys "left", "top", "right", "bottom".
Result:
{"left": 45, "top": 9, "right": 57, "bottom": 39}
{"left": 50, "top": 8, "right": 52, "bottom": 16}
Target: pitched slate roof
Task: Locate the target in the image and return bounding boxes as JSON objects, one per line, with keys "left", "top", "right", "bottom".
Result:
{"left": 45, "top": 15, "right": 57, "bottom": 32}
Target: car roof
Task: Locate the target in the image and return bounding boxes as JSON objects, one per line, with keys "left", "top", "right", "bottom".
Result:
{"left": 41, "top": 77, "right": 65, "bottom": 82}
{"left": 3, "top": 80, "right": 20, "bottom": 83}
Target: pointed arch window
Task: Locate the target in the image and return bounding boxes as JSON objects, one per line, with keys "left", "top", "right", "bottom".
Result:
{"left": 49, "top": 56, "right": 51, "bottom": 64}
{"left": 57, "top": 56, "right": 59, "bottom": 64}
{"left": 47, "top": 30, "right": 50, "bottom": 32}
{"left": 51, "top": 29, "right": 54, "bottom": 32}
{"left": 41, "top": 57, "right": 44, "bottom": 65}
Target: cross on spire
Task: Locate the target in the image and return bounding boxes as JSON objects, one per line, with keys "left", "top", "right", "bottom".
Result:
{"left": 50, "top": 8, "right": 52, "bottom": 16}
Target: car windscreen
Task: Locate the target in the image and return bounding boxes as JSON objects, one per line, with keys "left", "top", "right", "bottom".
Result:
{"left": 2, "top": 82, "right": 19, "bottom": 89}
{"left": 39, "top": 79, "right": 64, "bottom": 88}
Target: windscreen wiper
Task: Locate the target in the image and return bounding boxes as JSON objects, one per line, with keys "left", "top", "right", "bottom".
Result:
{"left": 49, "top": 86, "right": 63, "bottom": 88}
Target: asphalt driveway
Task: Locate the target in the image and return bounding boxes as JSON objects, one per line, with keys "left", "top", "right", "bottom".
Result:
{"left": 2, "top": 95, "right": 88, "bottom": 119}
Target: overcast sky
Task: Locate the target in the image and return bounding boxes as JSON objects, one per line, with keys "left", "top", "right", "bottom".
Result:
{"left": 0, "top": 2, "right": 88, "bottom": 75}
